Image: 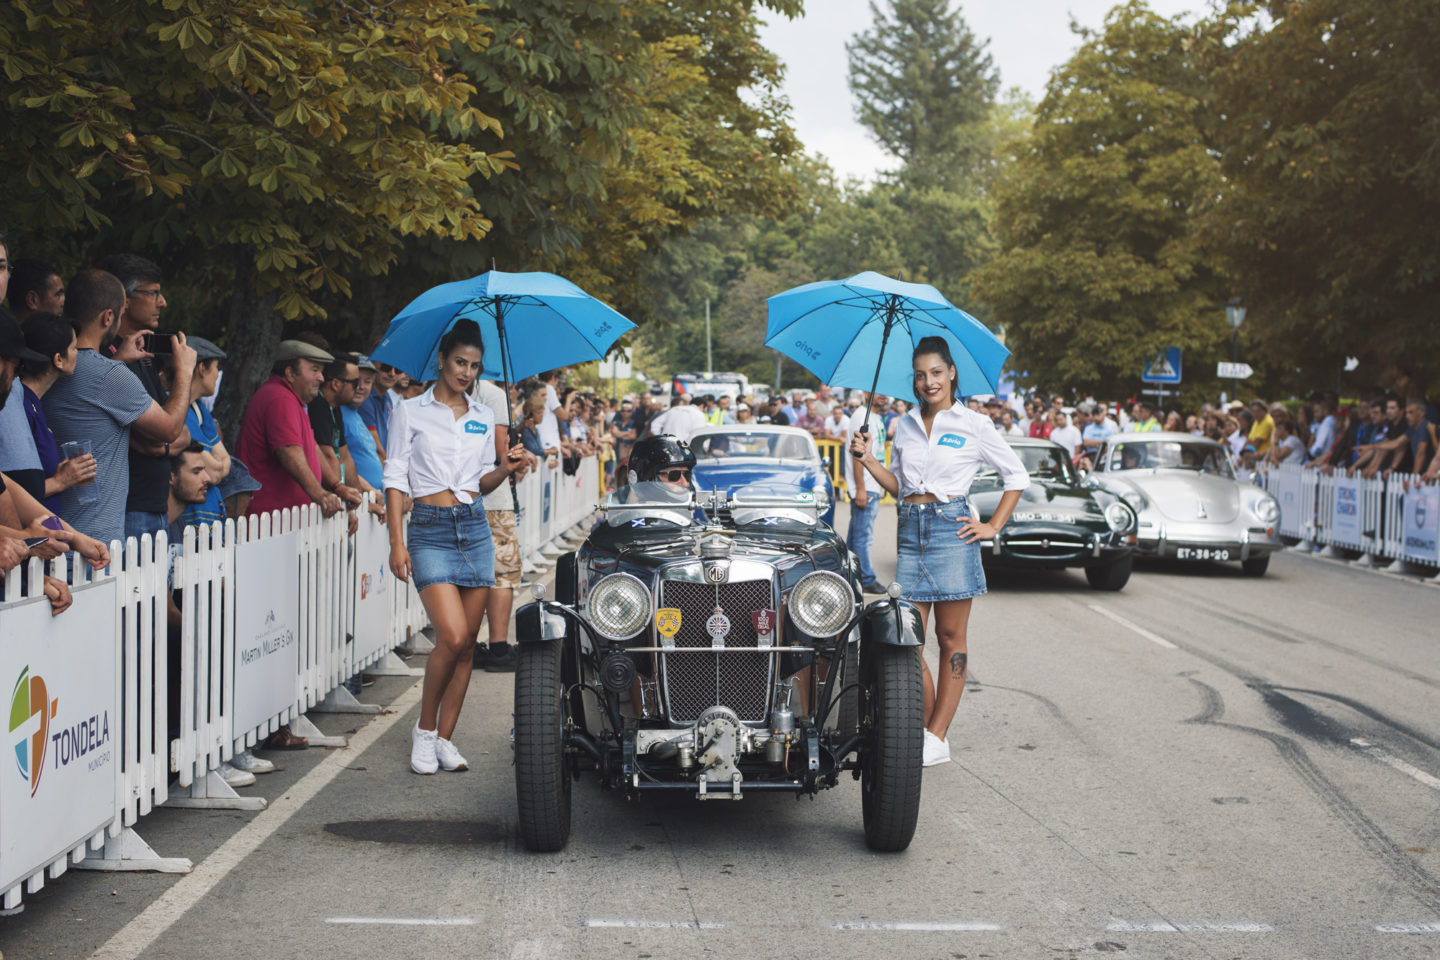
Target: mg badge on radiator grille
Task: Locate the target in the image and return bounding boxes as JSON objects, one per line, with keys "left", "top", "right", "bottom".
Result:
{"left": 705, "top": 561, "right": 729, "bottom": 584}
{"left": 706, "top": 608, "right": 731, "bottom": 648}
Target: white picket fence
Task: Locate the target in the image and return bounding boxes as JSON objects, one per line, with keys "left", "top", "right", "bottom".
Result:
{"left": 0, "top": 456, "right": 602, "bottom": 911}
{"left": 1261, "top": 463, "right": 1440, "bottom": 575}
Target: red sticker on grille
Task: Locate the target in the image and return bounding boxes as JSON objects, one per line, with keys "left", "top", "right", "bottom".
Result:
{"left": 752, "top": 608, "right": 775, "bottom": 636}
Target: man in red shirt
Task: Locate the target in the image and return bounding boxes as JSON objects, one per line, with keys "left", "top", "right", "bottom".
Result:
{"left": 236, "top": 340, "right": 343, "bottom": 520}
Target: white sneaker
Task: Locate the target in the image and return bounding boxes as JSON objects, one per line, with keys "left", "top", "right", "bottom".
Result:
{"left": 230, "top": 749, "right": 276, "bottom": 774}
{"left": 411, "top": 723, "right": 439, "bottom": 775}
{"left": 922, "top": 730, "right": 951, "bottom": 767}
{"left": 218, "top": 761, "right": 256, "bottom": 787}
{"left": 434, "top": 737, "right": 469, "bottom": 772}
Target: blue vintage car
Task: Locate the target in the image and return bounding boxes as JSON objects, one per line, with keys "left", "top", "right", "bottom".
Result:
{"left": 688, "top": 424, "right": 836, "bottom": 526}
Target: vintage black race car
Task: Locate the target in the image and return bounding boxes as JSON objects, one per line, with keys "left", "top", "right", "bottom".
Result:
{"left": 512, "top": 481, "right": 926, "bottom": 853}
{"left": 969, "top": 437, "right": 1137, "bottom": 590}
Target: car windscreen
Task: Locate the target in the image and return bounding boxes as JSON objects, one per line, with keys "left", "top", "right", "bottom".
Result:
{"left": 693, "top": 431, "right": 814, "bottom": 461}
{"left": 1105, "top": 440, "right": 1235, "bottom": 478}
{"left": 601, "top": 481, "right": 695, "bottom": 526}
{"left": 728, "top": 481, "right": 825, "bottom": 526}
{"left": 975, "top": 444, "right": 1073, "bottom": 484}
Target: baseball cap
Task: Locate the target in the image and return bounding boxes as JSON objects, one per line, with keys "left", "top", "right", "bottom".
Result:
{"left": 0, "top": 308, "right": 49, "bottom": 364}
{"left": 736, "top": 403, "right": 750, "bottom": 412}
{"left": 355, "top": 355, "right": 377, "bottom": 372}
{"left": 186, "top": 335, "right": 227, "bottom": 363}
{"left": 274, "top": 339, "right": 334, "bottom": 364}
{"left": 983, "top": 396, "right": 1002, "bottom": 407}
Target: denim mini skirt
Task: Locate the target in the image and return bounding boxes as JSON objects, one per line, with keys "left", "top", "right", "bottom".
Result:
{"left": 895, "top": 497, "right": 987, "bottom": 603}
{"left": 406, "top": 499, "right": 496, "bottom": 592}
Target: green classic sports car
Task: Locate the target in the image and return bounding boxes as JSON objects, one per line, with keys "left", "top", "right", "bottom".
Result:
{"left": 969, "top": 437, "right": 1138, "bottom": 590}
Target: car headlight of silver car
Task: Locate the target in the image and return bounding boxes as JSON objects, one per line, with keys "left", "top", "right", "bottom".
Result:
{"left": 1104, "top": 501, "right": 1136, "bottom": 532}
{"left": 789, "top": 571, "right": 853, "bottom": 637}
{"left": 587, "top": 573, "right": 651, "bottom": 640}
{"left": 1252, "top": 497, "right": 1280, "bottom": 524}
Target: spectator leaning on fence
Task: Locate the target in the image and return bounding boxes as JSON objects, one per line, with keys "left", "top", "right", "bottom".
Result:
{"left": 311, "top": 351, "right": 385, "bottom": 523}
{"left": 43, "top": 269, "right": 195, "bottom": 548}
{"left": 1307, "top": 392, "right": 1338, "bottom": 461}
{"left": 343, "top": 357, "right": 385, "bottom": 490}
{"left": 18, "top": 312, "right": 94, "bottom": 514}
{"left": 1352, "top": 396, "right": 1406, "bottom": 478}
{"left": 167, "top": 335, "right": 230, "bottom": 529}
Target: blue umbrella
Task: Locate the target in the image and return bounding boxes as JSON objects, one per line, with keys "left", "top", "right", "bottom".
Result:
{"left": 765, "top": 271, "right": 1009, "bottom": 451}
{"left": 371, "top": 269, "right": 634, "bottom": 394}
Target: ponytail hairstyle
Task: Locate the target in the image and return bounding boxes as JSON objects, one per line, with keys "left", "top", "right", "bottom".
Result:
{"left": 438, "top": 317, "right": 484, "bottom": 363}
{"left": 911, "top": 335, "right": 961, "bottom": 412}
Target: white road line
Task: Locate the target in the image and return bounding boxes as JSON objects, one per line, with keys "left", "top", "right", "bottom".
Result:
{"left": 1106, "top": 921, "right": 1274, "bottom": 933}
{"left": 583, "top": 919, "right": 727, "bottom": 929}
{"left": 326, "top": 917, "right": 479, "bottom": 926}
{"left": 1350, "top": 739, "right": 1440, "bottom": 793}
{"left": 833, "top": 921, "right": 1003, "bottom": 932}
{"left": 1374, "top": 922, "right": 1440, "bottom": 933}
{"left": 1085, "top": 603, "right": 1178, "bottom": 649}
{"left": 92, "top": 680, "right": 424, "bottom": 960}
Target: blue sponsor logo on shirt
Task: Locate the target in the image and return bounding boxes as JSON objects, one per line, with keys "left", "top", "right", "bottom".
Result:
{"left": 937, "top": 433, "right": 967, "bottom": 450}
{"left": 464, "top": 420, "right": 488, "bottom": 435}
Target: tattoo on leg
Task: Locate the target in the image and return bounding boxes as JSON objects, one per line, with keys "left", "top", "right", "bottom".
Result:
{"left": 949, "top": 652, "right": 967, "bottom": 680}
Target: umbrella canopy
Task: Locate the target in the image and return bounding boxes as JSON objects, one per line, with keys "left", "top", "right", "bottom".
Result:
{"left": 370, "top": 270, "right": 634, "bottom": 387}
{"left": 764, "top": 271, "right": 1008, "bottom": 402}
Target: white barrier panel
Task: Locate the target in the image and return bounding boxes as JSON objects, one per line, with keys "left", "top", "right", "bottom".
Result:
{"left": 233, "top": 516, "right": 302, "bottom": 741}
{"left": 1272, "top": 467, "right": 1303, "bottom": 539}
{"left": 1402, "top": 482, "right": 1440, "bottom": 565}
{"left": 0, "top": 576, "right": 118, "bottom": 903}
{"left": 353, "top": 507, "right": 393, "bottom": 666}
{"left": 1330, "top": 475, "right": 1363, "bottom": 548}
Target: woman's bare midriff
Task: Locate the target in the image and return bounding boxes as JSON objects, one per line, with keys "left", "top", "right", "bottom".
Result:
{"left": 415, "top": 491, "right": 479, "bottom": 507}
{"left": 903, "top": 493, "right": 943, "bottom": 503}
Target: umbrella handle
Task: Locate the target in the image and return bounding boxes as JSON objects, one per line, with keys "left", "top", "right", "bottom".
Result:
{"left": 852, "top": 422, "right": 869, "bottom": 459}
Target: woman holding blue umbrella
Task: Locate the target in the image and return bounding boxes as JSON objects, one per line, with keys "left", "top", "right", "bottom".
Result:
{"left": 849, "top": 336, "right": 1029, "bottom": 767}
{"left": 383, "top": 319, "right": 531, "bottom": 775}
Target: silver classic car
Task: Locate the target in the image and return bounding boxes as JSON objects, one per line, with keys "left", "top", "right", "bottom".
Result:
{"left": 1089, "top": 432, "right": 1284, "bottom": 576}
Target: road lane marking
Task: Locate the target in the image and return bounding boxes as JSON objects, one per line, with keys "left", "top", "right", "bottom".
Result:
{"left": 1374, "top": 922, "right": 1440, "bottom": 933}
{"left": 1106, "top": 921, "right": 1274, "bottom": 932}
{"left": 833, "top": 921, "right": 1003, "bottom": 931}
{"left": 92, "top": 680, "right": 424, "bottom": 960}
{"left": 1085, "top": 603, "right": 1178, "bottom": 649}
{"left": 1350, "top": 739, "right": 1440, "bottom": 793}
{"left": 326, "top": 917, "right": 479, "bottom": 926}
{"left": 583, "top": 919, "right": 727, "bottom": 929}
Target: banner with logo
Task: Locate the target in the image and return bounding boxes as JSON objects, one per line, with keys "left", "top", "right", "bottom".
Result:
{"left": 352, "top": 512, "right": 391, "bottom": 665}
{"left": 0, "top": 580, "right": 118, "bottom": 893}
{"left": 1272, "top": 468, "right": 1303, "bottom": 536}
{"left": 1402, "top": 483, "right": 1440, "bottom": 565}
{"left": 1331, "top": 476, "right": 1362, "bottom": 546}
{"left": 233, "top": 531, "right": 301, "bottom": 734}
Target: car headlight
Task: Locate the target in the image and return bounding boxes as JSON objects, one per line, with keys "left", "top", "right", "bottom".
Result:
{"left": 1104, "top": 501, "right": 1135, "bottom": 532}
{"left": 789, "top": 571, "right": 853, "bottom": 637}
{"left": 1121, "top": 490, "right": 1148, "bottom": 513}
{"left": 1252, "top": 497, "right": 1280, "bottom": 524}
{"left": 587, "top": 573, "right": 651, "bottom": 640}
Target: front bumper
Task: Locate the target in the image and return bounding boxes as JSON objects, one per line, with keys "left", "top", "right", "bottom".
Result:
{"left": 1134, "top": 521, "right": 1284, "bottom": 561}
{"left": 980, "top": 524, "right": 1133, "bottom": 569}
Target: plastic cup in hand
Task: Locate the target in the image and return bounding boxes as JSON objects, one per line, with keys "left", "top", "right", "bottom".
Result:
{"left": 60, "top": 439, "right": 99, "bottom": 504}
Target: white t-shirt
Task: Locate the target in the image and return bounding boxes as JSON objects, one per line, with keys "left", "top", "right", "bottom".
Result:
{"left": 845, "top": 407, "right": 887, "bottom": 495}
{"left": 473, "top": 380, "right": 514, "bottom": 512}
{"left": 999, "top": 422, "right": 1025, "bottom": 437}
{"left": 656, "top": 404, "right": 707, "bottom": 442}
{"left": 890, "top": 405, "right": 1030, "bottom": 499}
{"left": 540, "top": 382, "right": 562, "bottom": 452}
{"left": 824, "top": 415, "right": 848, "bottom": 439}
{"left": 1050, "top": 424, "right": 1082, "bottom": 458}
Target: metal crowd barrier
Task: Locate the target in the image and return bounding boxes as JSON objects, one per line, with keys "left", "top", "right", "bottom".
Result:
{"left": 0, "top": 456, "right": 600, "bottom": 911}
{"left": 1261, "top": 463, "right": 1440, "bottom": 577}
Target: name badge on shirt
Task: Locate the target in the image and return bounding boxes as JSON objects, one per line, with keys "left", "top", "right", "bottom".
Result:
{"left": 937, "top": 433, "right": 967, "bottom": 450}
{"left": 464, "top": 420, "right": 488, "bottom": 435}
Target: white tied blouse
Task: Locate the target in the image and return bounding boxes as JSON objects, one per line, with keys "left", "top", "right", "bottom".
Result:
{"left": 382, "top": 386, "right": 497, "bottom": 504}
{"left": 890, "top": 404, "right": 1030, "bottom": 500}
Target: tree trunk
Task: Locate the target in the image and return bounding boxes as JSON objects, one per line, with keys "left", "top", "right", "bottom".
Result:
{"left": 215, "top": 248, "right": 281, "bottom": 443}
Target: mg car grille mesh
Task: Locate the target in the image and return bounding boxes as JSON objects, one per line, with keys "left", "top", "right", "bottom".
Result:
{"left": 659, "top": 579, "right": 774, "bottom": 724}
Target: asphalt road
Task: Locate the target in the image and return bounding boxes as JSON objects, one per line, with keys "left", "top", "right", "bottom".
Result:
{"left": 4, "top": 504, "right": 1439, "bottom": 960}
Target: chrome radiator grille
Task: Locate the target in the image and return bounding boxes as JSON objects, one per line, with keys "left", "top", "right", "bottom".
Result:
{"left": 659, "top": 578, "right": 776, "bottom": 724}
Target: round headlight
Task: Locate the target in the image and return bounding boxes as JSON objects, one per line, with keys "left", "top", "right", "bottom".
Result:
{"left": 789, "top": 571, "right": 854, "bottom": 637}
{"left": 587, "top": 574, "right": 651, "bottom": 640}
{"left": 1104, "top": 501, "right": 1135, "bottom": 532}
{"left": 1252, "top": 497, "right": 1280, "bottom": 524}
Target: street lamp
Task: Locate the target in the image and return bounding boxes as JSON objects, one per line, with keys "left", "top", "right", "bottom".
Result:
{"left": 1223, "top": 297, "right": 1246, "bottom": 404}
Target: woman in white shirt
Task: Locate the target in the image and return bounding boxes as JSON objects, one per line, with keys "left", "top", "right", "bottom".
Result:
{"left": 850, "top": 336, "right": 1029, "bottom": 767}
{"left": 384, "top": 319, "right": 529, "bottom": 775}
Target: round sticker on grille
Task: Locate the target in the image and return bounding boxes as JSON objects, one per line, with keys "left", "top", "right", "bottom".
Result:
{"left": 706, "top": 610, "right": 731, "bottom": 647}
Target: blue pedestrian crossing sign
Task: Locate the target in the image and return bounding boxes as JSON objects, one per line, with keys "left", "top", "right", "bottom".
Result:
{"left": 1142, "top": 347, "right": 1182, "bottom": 384}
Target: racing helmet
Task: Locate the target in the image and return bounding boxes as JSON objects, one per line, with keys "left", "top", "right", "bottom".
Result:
{"left": 627, "top": 435, "right": 696, "bottom": 485}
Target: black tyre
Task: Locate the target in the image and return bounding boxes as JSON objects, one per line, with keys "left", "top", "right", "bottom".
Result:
{"left": 514, "top": 639, "right": 571, "bottom": 852}
{"left": 1241, "top": 554, "right": 1270, "bottom": 577}
{"left": 837, "top": 636, "right": 860, "bottom": 735}
{"left": 1085, "top": 553, "right": 1133, "bottom": 591}
{"left": 860, "top": 643, "right": 923, "bottom": 852}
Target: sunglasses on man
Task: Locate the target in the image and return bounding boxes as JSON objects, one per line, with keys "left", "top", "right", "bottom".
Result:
{"left": 660, "top": 469, "right": 690, "bottom": 483}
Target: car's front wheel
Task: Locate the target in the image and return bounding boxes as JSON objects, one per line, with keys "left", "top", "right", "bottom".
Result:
{"left": 1085, "top": 553, "right": 1133, "bottom": 591}
{"left": 860, "top": 643, "right": 923, "bottom": 852}
{"left": 1241, "top": 554, "right": 1270, "bottom": 577}
{"left": 514, "top": 639, "right": 571, "bottom": 852}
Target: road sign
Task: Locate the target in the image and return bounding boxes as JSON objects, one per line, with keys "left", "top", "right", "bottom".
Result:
{"left": 1142, "top": 347, "right": 1182, "bottom": 384}
{"left": 1216, "top": 361, "right": 1253, "bottom": 379}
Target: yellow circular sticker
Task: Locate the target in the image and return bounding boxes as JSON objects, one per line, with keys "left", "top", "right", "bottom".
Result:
{"left": 655, "top": 608, "right": 682, "bottom": 639}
